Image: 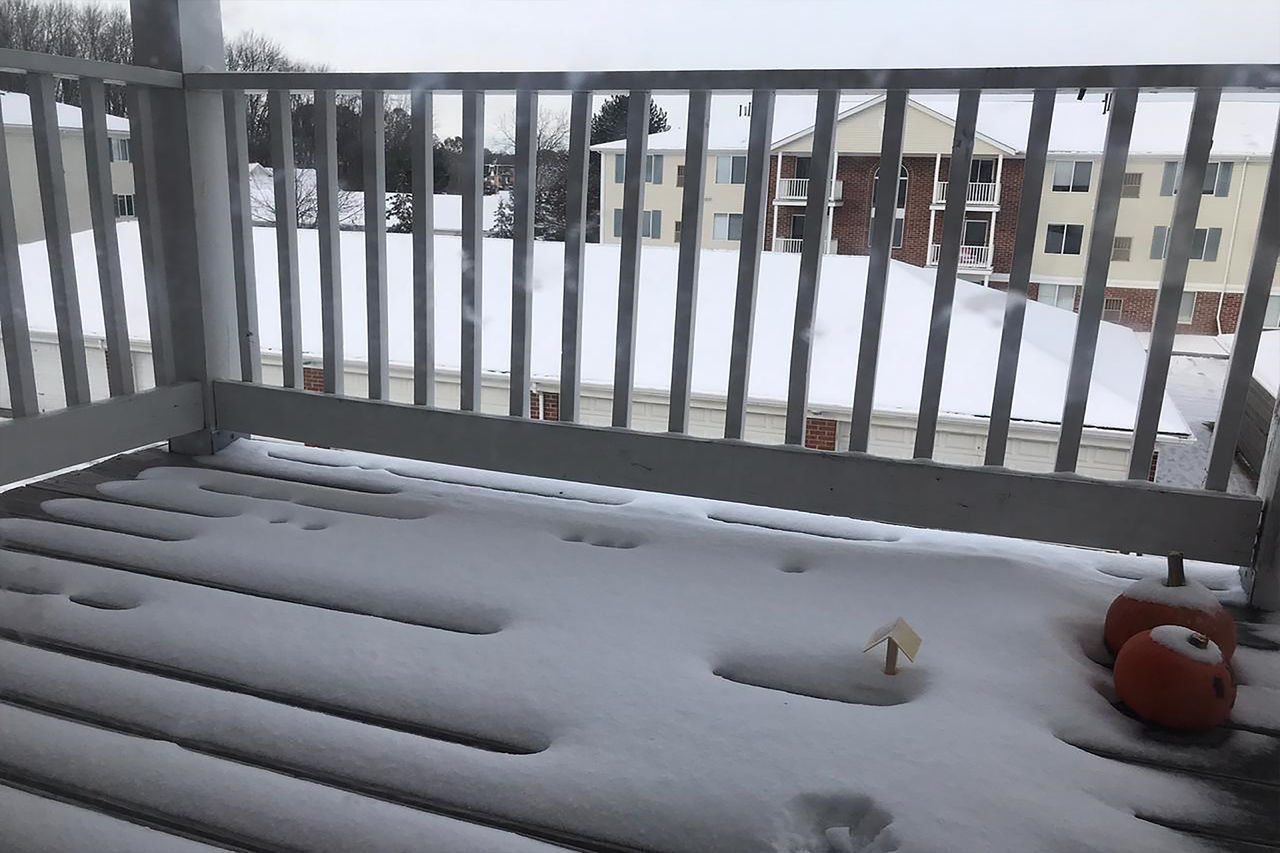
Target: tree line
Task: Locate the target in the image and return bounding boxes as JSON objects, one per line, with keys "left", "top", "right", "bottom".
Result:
{"left": 1, "top": 3, "right": 671, "bottom": 241}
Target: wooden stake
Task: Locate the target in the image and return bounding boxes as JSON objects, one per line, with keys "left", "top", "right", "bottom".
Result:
{"left": 884, "top": 638, "right": 899, "bottom": 675}
{"left": 1166, "top": 551, "right": 1186, "bottom": 587}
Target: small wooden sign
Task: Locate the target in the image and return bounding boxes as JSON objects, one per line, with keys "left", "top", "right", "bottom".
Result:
{"left": 864, "top": 617, "right": 922, "bottom": 675}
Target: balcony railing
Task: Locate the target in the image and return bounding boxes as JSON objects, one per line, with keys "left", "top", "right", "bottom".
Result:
{"left": 928, "top": 243, "right": 993, "bottom": 269}
{"left": 934, "top": 180, "right": 1000, "bottom": 205}
{"left": 775, "top": 237, "right": 837, "bottom": 254}
{"left": 776, "top": 177, "right": 843, "bottom": 202}
{"left": 0, "top": 28, "right": 1277, "bottom": 608}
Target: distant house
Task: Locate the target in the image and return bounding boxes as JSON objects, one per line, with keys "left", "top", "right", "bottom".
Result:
{"left": 7, "top": 224, "right": 1192, "bottom": 481}
{"left": 0, "top": 91, "right": 135, "bottom": 243}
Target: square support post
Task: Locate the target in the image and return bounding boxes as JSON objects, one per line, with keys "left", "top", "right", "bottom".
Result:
{"left": 131, "top": 0, "right": 239, "bottom": 455}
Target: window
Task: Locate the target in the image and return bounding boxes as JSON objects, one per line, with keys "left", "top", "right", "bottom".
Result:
{"left": 108, "top": 137, "right": 131, "bottom": 162}
{"left": 962, "top": 219, "right": 989, "bottom": 247}
{"left": 612, "top": 208, "right": 662, "bottom": 239}
{"left": 1102, "top": 298, "right": 1124, "bottom": 323}
{"left": 1264, "top": 294, "right": 1280, "bottom": 329}
{"left": 113, "top": 193, "right": 136, "bottom": 218}
{"left": 1150, "top": 226, "right": 1221, "bottom": 261}
{"left": 1161, "top": 161, "right": 1234, "bottom": 197}
{"left": 614, "top": 154, "right": 625, "bottom": 183}
{"left": 713, "top": 212, "right": 743, "bottom": 241}
{"left": 871, "top": 165, "right": 908, "bottom": 248}
{"left": 789, "top": 213, "right": 806, "bottom": 240}
{"left": 872, "top": 165, "right": 909, "bottom": 209}
{"left": 1051, "top": 160, "right": 1092, "bottom": 192}
{"left": 1121, "top": 172, "right": 1142, "bottom": 198}
{"left": 715, "top": 155, "right": 747, "bottom": 184}
{"left": 1178, "top": 291, "right": 1197, "bottom": 324}
{"left": 969, "top": 158, "right": 996, "bottom": 184}
{"left": 1044, "top": 223, "right": 1084, "bottom": 255}
{"left": 1111, "top": 236, "right": 1132, "bottom": 262}
{"left": 793, "top": 157, "right": 811, "bottom": 179}
{"left": 1037, "top": 283, "right": 1079, "bottom": 311}
{"left": 676, "top": 165, "right": 685, "bottom": 188}
{"left": 645, "top": 154, "right": 663, "bottom": 184}
{"left": 674, "top": 220, "right": 682, "bottom": 243}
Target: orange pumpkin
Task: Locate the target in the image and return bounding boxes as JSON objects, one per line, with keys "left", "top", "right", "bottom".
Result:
{"left": 1113, "top": 626, "right": 1235, "bottom": 731}
{"left": 1103, "top": 552, "right": 1236, "bottom": 659}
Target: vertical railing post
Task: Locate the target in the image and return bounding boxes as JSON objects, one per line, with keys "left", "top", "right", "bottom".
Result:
{"left": 131, "top": 0, "right": 237, "bottom": 454}
{"left": 1249, "top": 403, "right": 1280, "bottom": 609}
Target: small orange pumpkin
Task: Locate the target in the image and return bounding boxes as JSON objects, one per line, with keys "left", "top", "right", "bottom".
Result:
{"left": 1104, "top": 552, "right": 1236, "bottom": 659}
{"left": 1113, "top": 626, "right": 1235, "bottom": 731}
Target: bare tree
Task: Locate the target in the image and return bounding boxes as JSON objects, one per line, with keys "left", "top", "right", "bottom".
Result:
{"left": 1, "top": 0, "right": 133, "bottom": 113}
{"left": 495, "top": 105, "right": 571, "bottom": 154}
{"left": 248, "top": 166, "right": 364, "bottom": 229}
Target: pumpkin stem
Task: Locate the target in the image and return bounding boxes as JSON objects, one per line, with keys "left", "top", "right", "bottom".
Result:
{"left": 1188, "top": 632, "right": 1209, "bottom": 650}
{"left": 1166, "top": 552, "right": 1186, "bottom": 587}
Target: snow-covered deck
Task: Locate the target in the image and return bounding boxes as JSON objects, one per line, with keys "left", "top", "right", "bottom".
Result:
{"left": 0, "top": 440, "right": 1276, "bottom": 852}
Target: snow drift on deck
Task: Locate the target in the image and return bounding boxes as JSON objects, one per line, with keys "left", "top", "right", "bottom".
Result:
{"left": 15, "top": 222, "right": 1189, "bottom": 434}
{"left": 0, "top": 439, "right": 1256, "bottom": 852}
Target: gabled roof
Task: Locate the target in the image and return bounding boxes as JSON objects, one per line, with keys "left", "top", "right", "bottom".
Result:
{"left": 0, "top": 91, "right": 130, "bottom": 133}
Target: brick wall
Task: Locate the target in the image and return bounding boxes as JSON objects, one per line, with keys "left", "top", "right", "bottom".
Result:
{"left": 1219, "top": 293, "right": 1244, "bottom": 334}
{"left": 529, "top": 390, "right": 541, "bottom": 419}
{"left": 542, "top": 391, "right": 560, "bottom": 421}
{"left": 803, "top": 416, "right": 837, "bottom": 451}
{"left": 303, "top": 366, "right": 325, "bottom": 392}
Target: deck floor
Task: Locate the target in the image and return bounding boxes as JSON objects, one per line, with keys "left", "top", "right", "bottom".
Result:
{"left": 0, "top": 441, "right": 1276, "bottom": 853}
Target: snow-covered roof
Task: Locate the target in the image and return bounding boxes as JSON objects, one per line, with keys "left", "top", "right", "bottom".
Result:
{"left": 1256, "top": 330, "right": 1279, "bottom": 397}
{"left": 594, "top": 93, "right": 1280, "bottom": 159}
{"left": 18, "top": 222, "right": 1189, "bottom": 436}
{"left": 0, "top": 91, "right": 130, "bottom": 134}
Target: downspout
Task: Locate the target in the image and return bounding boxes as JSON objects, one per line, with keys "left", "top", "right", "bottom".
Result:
{"left": 1217, "top": 156, "right": 1249, "bottom": 335}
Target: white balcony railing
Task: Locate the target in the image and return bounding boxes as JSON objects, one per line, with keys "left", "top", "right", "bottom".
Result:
{"left": 775, "top": 237, "right": 838, "bottom": 254}
{"left": 928, "top": 242, "right": 992, "bottom": 269}
{"left": 0, "top": 33, "right": 1275, "bottom": 607}
{"left": 933, "top": 181, "right": 999, "bottom": 206}
{"left": 776, "top": 177, "right": 843, "bottom": 202}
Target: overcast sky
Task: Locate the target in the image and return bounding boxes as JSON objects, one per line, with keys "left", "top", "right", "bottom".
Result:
{"left": 215, "top": 0, "right": 1279, "bottom": 71}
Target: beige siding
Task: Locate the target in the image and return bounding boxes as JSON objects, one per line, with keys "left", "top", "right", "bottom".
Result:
{"left": 1032, "top": 154, "right": 1280, "bottom": 293}
{"left": 4, "top": 126, "right": 135, "bottom": 244}
{"left": 598, "top": 150, "right": 747, "bottom": 251}
{"left": 778, "top": 101, "right": 1005, "bottom": 157}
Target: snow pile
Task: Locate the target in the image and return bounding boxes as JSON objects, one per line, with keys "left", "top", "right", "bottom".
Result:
{"left": 1117, "top": 576, "right": 1223, "bottom": 613}
{"left": 14, "top": 222, "right": 1190, "bottom": 434}
{"left": 1148, "top": 625, "right": 1224, "bottom": 664}
{"left": 0, "top": 438, "right": 1254, "bottom": 852}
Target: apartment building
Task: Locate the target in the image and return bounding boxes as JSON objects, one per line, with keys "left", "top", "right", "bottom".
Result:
{"left": 595, "top": 93, "right": 1280, "bottom": 335}
{"left": 0, "top": 90, "right": 136, "bottom": 244}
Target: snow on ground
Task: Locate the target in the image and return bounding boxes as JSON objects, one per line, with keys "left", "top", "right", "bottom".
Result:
{"left": 246, "top": 162, "right": 507, "bottom": 231}
{"left": 15, "top": 222, "right": 1189, "bottom": 434}
{"left": 1255, "top": 330, "right": 1279, "bottom": 397}
{"left": 0, "top": 438, "right": 1261, "bottom": 852}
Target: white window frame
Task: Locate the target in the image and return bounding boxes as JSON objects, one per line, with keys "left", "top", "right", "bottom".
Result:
{"left": 614, "top": 208, "right": 661, "bottom": 239}
{"left": 962, "top": 218, "right": 989, "bottom": 247}
{"left": 1111, "top": 235, "right": 1132, "bottom": 262}
{"left": 1162, "top": 160, "right": 1233, "bottom": 197}
{"left": 1151, "top": 226, "right": 1221, "bottom": 261}
{"left": 1102, "top": 297, "right": 1124, "bottom": 323}
{"left": 715, "top": 155, "right": 747, "bottom": 185}
{"left": 1044, "top": 223, "right": 1084, "bottom": 255}
{"left": 645, "top": 154, "right": 663, "bottom": 184}
{"left": 872, "top": 165, "right": 908, "bottom": 248}
{"left": 1051, "top": 160, "right": 1092, "bottom": 193}
{"left": 108, "top": 137, "right": 131, "bottom": 163}
{"left": 713, "top": 212, "right": 744, "bottom": 241}
{"left": 1037, "top": 283, "right": 1079, "bottom": 311}
{"left": 113, "top": 193, "right": 136, "bottom": 218}
{"left": 969, "top": 158, "right": 996, "bottom": 184}
{"left": 1178, "top": 291, "right": 1197, "bottom": 324}
{"left": 1263, "top": 294, "right": 1280, "bottom": 329}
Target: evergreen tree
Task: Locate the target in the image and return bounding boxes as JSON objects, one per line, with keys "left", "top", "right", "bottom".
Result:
{"left": 387, "top": 193, "right": 413, "bottom": 233}
{"left": 490, "top": 195, "right": 515, "bottom": 239}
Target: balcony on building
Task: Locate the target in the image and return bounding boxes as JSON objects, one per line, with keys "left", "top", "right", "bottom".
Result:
{"left": 774, "top": 176, "right": 843, "bottom": 204}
